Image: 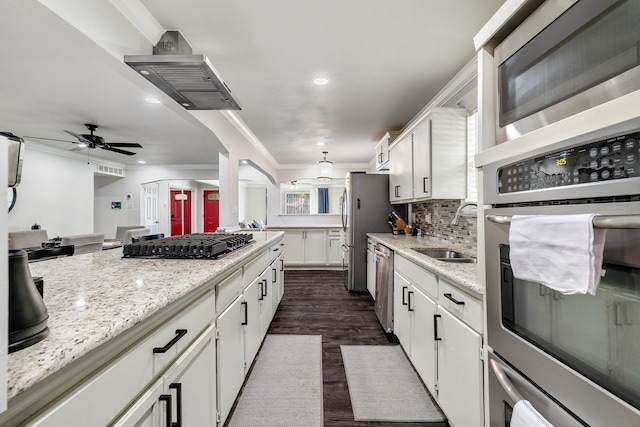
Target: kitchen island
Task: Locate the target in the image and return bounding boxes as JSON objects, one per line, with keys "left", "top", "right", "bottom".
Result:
{"left": 3, "top": 231, "right": 284, "bottom": 426}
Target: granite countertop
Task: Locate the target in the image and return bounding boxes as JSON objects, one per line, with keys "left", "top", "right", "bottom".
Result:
{"left": 367, "top": 233, "right": 482, "bottom": 296}
{"left": 8, "top": 231, "right": 284, "bottom": 400}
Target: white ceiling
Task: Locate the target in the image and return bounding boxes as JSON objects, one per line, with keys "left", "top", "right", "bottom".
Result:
{"left": 1, "top": 0, "right": 504, "bottom": 168}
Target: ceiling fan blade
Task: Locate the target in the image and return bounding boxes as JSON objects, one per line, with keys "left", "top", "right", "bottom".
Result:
{"left": 64, "top": 130, "right": 92, "bottom": 144}
{"left": 23, "top": 136, "right": 76, "bottom": 143}
{"left": 107, "top": 142, "right": 143, "bottom": 148}
{"left": 100, "top": 145, "right": 136, "bottom": 156}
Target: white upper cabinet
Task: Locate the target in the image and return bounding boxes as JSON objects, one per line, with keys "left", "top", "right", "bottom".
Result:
{"left": 375, "top": 131, "right": 400, "bottom": 171}
{"left": 389, "top": 107, "right": 467, "bottom": 203}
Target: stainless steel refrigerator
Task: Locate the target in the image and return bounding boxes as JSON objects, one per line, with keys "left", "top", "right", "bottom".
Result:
{"left": 340, "top": 172, "right": 404, "bottom": 292}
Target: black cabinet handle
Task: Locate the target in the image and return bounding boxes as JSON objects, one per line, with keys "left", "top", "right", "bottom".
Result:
{"left": 280, "top": 259, "right": 284, "bottom": 272}
{"left": 402, "top": 286, "right": 408, "bottom": 306}
{"left": 259, "top": 281, "right": 264, "bottom": 301}
{"left": 408, "top": 291, "right": 414, "bottom": 312}
{"left": 263, "top": 279, "right": 268, "bottom": 297}
{"left": 241, "top": 301, "right": 248, "bottom": 325}
{"left": 434, "top": 314, "right": 442, "bottom": 341}
{"left": 169, "top": 383, "right": 182, "bottom": 427}
{"left": 423, "top": 177, "right": 429, "bottom": 194}
{"left": 153, "top": 329, "right": 188, "bottom": 353}
{"left": 394, "top": 185, "right": 400, "bottom": 198}
{"left": 357, "top": 198, "right": 361, "bottom": 209}
{"left": 272, "top": 268, "right": 277, "bottom": 283}
{"left": 158, "top": 394, "right": 172, "bottom": 427}
{"left": 444, "top": 293, "right": 465, "bottom": 305}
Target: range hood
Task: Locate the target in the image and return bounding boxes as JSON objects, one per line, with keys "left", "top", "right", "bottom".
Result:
{"left": 124, "top": 31, "right": 241, "bottom": 110}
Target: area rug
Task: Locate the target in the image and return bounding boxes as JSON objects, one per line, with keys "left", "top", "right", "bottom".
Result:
{"left": 340, "top": 345, "right": 445, "bottom": 422}
{"left": 227, "top": 334, "right": 323, "bottom": 427}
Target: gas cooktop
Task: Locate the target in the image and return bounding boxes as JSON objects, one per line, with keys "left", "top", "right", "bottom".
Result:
{"left": 122, "top": 233, "right": 253, "bottom": 259}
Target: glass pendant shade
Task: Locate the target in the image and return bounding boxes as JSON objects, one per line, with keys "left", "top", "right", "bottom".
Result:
{"left": 317, "top": 151, "right": 333, "bottom": 181}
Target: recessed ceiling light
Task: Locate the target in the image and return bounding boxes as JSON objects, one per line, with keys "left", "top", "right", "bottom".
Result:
{"left": 145, "top": 97, "right": 160, "bottom": 104}
{"left": 313, "top": 77, "right": 329, "bottom": 86}
{"left": 137, "top": 160, "right": 146, "bottom": 164}
{"left": 140, "top": 70, "right": 150, "bottom": 75}
{"left": 315, "top": 141, "right": 326, "bottom": 146}
{"left": 241, "top": 160, "right": 248, "bottom": 164}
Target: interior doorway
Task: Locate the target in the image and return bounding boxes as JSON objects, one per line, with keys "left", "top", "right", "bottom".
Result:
{"left": 203, "top": 190, "right": 220, "bottom": 232}
{"left": 170, "top": 189, "right": 192, "bottom": 236}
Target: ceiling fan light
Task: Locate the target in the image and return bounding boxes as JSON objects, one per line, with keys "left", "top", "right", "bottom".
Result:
{"left": 78, "top": 142, "right": 88, "bottom": 148}
{"left": 316, "top": 151, "right": 333, "bottom": 181}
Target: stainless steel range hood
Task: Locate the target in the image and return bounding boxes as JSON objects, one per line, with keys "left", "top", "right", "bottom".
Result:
{"left": 124, "top": 31, "right": 241, "bottom": 110}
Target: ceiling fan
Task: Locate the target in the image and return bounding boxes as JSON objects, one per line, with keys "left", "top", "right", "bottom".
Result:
{"left": 28, "top": 124, "right": 143, "bottom": 156}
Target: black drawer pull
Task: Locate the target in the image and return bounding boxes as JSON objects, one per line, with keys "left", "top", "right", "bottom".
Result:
{"left": 159, "top": 394, "right": 172, "bottom": 427}
{"left": 444, "top": 293, "right": 465, "bottom": 305}
{"left": 408, "top": 291, "right": 414, "bottom": 312}
{"left": 434, "top": 314, "right": 442, "bottom": 341}
{"left": 402, "top": 286, "right": 408, "bottom": 306}
{"left": 169, "top": 383, "right": 183, "bottom": 427}
{"left": 241, "top": 301, "right": 248, "bottom": 325}
{"left": 153, "top": 329, "right": 188, "bottom": 353}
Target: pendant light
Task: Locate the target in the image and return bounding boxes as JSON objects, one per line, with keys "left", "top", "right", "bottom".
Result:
{"left": 316, "top": 151, "right": 333, "bottom": 181}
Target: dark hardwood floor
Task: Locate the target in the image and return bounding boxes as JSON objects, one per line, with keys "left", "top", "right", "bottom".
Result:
{"left": 266, "top": 270, "right": 449, "bottom": 427}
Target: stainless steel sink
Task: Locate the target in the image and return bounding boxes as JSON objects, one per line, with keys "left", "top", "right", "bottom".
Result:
{"left": 411, "top": 247, "right": 477, "bottom": 263}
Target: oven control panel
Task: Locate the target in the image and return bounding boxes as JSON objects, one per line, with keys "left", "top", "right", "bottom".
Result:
{"left": 498, "top": 131, "right": 640, "bottom": 193}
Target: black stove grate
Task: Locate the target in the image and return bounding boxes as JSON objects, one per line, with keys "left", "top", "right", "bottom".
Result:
{"left": 122, "top": 233, "right": 253, "bottom": 259}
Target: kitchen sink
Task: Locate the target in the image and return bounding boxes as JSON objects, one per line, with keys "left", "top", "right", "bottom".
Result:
{"left": 411, "top": 247, "right": 477, "bottom": 263}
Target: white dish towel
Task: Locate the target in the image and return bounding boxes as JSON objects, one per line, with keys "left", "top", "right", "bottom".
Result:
{"left": 509, "top": 214, "right": 606, "bottom": 295}
{"left": 511, "top": 400, "right": 554, "bottom": 427}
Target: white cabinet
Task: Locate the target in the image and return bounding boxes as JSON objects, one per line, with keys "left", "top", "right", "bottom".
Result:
{"left": 304, "top": 230, "right": 327, "bottom": 264}
{"left": 283, "top": 230, "right": 326, "bottom": 265}
{"left": 375, "top": 131, "right": 400, "bottom": 171}
{"left": 389, "top": 107, "right": 467, "bottom": 203}
{"left": 389, "top": 133, "right": 413, "bottom": 202}
{"left": 114, "top": 324, "right": 217, "bottom": 427}
{"left": 243, "top": 276, "right": 263, "bottom": 370}
{"left": 216, "top": 296, "right": 245, "bottom": 426}
{"left": 436, "top": 308, "right": 483, "bottom": 427}
{"left": 283, "top": 228, "right": 343, "bottom": 267}
{"left": 393, "top": 254, "right": 483, "bottom": 427}
{"left": 409, "top": 287, "right": 438, "bottom": 394}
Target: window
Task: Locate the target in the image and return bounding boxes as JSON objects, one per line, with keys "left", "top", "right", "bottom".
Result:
{"left": 283, "top": 191, "right": 310, "bottom": 215}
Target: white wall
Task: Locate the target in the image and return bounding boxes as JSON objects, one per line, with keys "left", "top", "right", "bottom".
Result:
{"left": 8, "top": 143, "right": 94, "bottom": 237}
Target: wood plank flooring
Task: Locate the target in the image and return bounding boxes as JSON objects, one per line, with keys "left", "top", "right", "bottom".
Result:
{"left": 266, "top": 270, "right": 449, "bottom": 427}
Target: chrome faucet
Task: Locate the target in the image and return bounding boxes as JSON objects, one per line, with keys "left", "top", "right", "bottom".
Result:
{"left": 451, "top": 201, "right": 477, "bottom": 225}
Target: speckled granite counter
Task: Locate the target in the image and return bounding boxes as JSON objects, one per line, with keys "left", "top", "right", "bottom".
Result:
{"left": 367, "top": 233, "right": 482, "bottom": 295}
{"left": 8, "top": 231, "right": 284, "bottom": 400}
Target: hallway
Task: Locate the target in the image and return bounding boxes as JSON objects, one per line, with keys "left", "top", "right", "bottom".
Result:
{"left": 263, "top": 270, "right": 448, "bottom": 427}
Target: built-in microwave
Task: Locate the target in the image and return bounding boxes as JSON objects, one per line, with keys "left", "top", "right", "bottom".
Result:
{"left": 494, "top": 0, "right": 640, "bottom": 144}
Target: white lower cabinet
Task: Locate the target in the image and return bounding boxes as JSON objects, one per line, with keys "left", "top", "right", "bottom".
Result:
{"left": 409, "top": 287, "right": 437, "bottom": 394}
{"left": 114, "top": 323, "right": 217, "bottom": 427}
{"left": 281, "top": 228, "right": 343, "bottom": 267}
{"left": 394, "top": 254, "right": 483, "bottom": 427}
{"left": 216, "top": 296, "right": 245, "bottom": 426}
{"left": 436, "top": 308, "right": 483, "bottom": 427}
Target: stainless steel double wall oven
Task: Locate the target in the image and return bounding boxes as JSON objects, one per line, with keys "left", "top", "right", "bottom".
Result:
{"left": 483, "top": 129, "right": 640, "bottom": 426}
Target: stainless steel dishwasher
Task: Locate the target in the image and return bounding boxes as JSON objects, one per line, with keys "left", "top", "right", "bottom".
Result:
{"left": 374, "top": 243, "right": 393, "bottom": 333}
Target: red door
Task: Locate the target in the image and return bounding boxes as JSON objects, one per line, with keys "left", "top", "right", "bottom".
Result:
{"left": 170, "top": 190, "right": 192, "bottom": 236}
{"left": 203, "top": 190, "right": 220, "bottom": 232}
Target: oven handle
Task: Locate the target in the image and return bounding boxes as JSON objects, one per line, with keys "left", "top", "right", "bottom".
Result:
{"left": 489, "top": 358, "right": 524, "bottom": 405}
{"left": 486, "top": 214, "right": 640, "bottom": 229}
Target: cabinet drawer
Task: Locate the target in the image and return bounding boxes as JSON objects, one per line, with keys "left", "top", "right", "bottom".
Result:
{"left": 243, "top": 251, "right": 269, "bottom": 286}
{"left": 28, "top": 290, "right": 216, "bottom": 426}
{"left": 216, "top": 269, "right": 243, "bottom": 313}
{"left": 395, "top": 255, "right": 437, "bottom": 298}
{"left": 439, "top": 279, "right": 482, "bottom": 333}
{"left": 328, "top": 228, "right": 342, "bottom": 236}
{"left": 269, "top": 240, "right": 284, "bottom": 262}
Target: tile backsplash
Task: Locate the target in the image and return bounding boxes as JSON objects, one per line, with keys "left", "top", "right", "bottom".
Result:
{"left": 411, "top": 200, "right": 477, "bottom": 250}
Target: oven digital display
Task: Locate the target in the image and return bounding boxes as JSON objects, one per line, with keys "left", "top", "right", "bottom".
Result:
{"left": 498, "top": 131, "right": 640, "bottom": 193}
